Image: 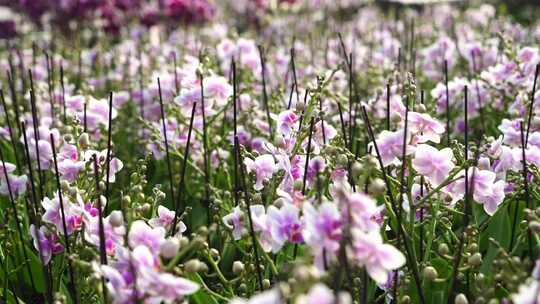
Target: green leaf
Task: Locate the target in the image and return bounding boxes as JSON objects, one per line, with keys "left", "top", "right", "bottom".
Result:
{"left": 480, "top": 208, "right": 511, "bottom": 273}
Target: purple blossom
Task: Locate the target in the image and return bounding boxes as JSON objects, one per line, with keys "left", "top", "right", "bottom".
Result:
{"left": 128, "top": 220, "right": 166, "bottom": 253}
{"left": 42, "top": 192, "right": 83, "bottom": 235}
{"left": 244, "top": 154, "right": 277, "bottom": 191}
{"left": 351, "top": 229, "right": 406, "bottom": 284}
{"left": 30, "top": 224, "right": 64, "bottom": 265}
{"left": 412, "top": 144, "right": 455, "bottom": 186}
{"left": 267, "top": 203, "right": 303, "bottom": 247}
{"left": 223, "top": 206, "right": 246, "bottom": 240}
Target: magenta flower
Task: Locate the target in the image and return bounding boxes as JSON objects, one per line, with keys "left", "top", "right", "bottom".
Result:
{"left": 230, "top": 288, "right": 282, "bottom": 304}
{"left": 274, "top": 110, "right": 299, "bottom": 137}
{"left": 204, "top": 75, "right": 233, "bottom": 108}
{"left": 351, "top": 229, "right": 406, "bottom": 284}
{"left": 244, "top": 154, "right": 277, "bottom": 191}
{"left": 412, "top": 144, "right": 455, "bottom": 186}
{"left": 249, "top": 205, "right": 281, "bottom": 253}
{"left": 370, "top": 129, "right": 415, "bottom": 167}
{"left": 128, "top": 220, "right": 166, "bottom": 253}
{"left": 165, "top": 0, "right": 216, "bottom": 24}
{"left": 149, "top": 205, "right": 186, "bottom": 235}
{"left": 133, "top": 246, "right": 199, "bottom": 303}
{"left": 84, "top": 149, "right": 124, "bottom": 183}
{"left": 42, "top": 192, "right": 83, "bottom": 235}
{"left": 297, "top": 283, "right": 351, "bottom": 304}
{"left": 223, "top": 206, "right": 246, "bottom": 240}
{"left": 450, "top": 167, "right": 506, "bottom": 215}
{"left": 84, "top": 213, "right": 126, "bottom": 256}
{"left": 314, "top": 120, "right": 337, "bottom": 146}
{"left": 303, "top": 202, "right": 343, "bottom": 269}
{"left": 267, "top": 203, "right": 303, "bottom": 247}
{"left": 30, "top": 224, "right": 64, "bottom": 265}
{"left": 99, "top": 264, "right": 135, "bottom": 304}
{"left": 346, "top": 192, "right": 382, "bottom": 232}
{"left": 0, "top": 162, "right": 27, "bottom": 197}
{"left": 408, "top": 112, "right": 445, "bottom": 144}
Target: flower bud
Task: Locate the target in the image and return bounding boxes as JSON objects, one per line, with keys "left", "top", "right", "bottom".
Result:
{"left": 198, "top": 262, "right": 209, "bottom": 273}
{"left": 263, "top": 279, "right": 270, "bottom": 289}
{"left": 368, "top": 178, "right": 386, "bottom": 195}
{"left": 468, "top": 253, "right": 482, "bottom": 267}
{"left": 122, "top": 195, "right": 131, "bottom": 206}
{"left": 401, "top": 295, "right": 411, "bottom": 304}
{"left": 179, "top": 237, "right": 189, "bottom": 247}
{"left": 78, "top": 133, "right": 90, "bottom": 148}
{"left": 455, "top": 293, "right": 469, "bottom": 304}
{"left": 366, "top": 155, "right": 378, "bottom": 168}
{"left": 238, "top": 283, "right": 247, "bottom": 293}
{"left": 422, "top": 266, "right": 438, "bottom": 281}
{"left": 160, "top": 238, "right": 180, "bottom": 259}
{"left": 336, "top": 155, "right": 348, "bottom": 167}
{"left": 351, "top": 162, "right": 363, "bottom": 178}
{"left": 60, "top": 180, "right": 70, "bottom": 191}
{"left": 438, "top": 243, "right": 449, "bottom": 255}
{"left": 391, "top": 112, "right": 401, "bottom": 123}
{"left": 140, "top": 203, "right": 151, "bottom": 213}
{"left": 109, "top": 211, "right": 123, "bottom": 227}
{"left": 468, "top": 243, "right": 479, "bottom": 253}
{"left": 416, "top": 104, "right": 426, "bottom": 112}
{"left": 232, "top": 261, "right": 245, "bottom": 275}
{"left": 293, "top": 180, "right": 303, "bottom": 191}
{"left": 184, "top": 259, "right": 201, "bottom": 272}
{"left": 197, "top": 226, "right": 208, "bottom": 236}
{"left": 529, "top": 221, "right": 540, "bottom": 233}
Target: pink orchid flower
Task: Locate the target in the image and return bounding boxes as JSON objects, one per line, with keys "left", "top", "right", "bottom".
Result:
{"left": 412, "top": 144, "right": 455, "bottom": 186}
{"left": 244, "top": 154, "right": 277, "bottom": 191}
{"left": 223, "top": 206, "right": 246, "bottom": 240}
{"left": 351, "top": 229, "right": 406, "bottom": 284}
{"left": 30, "top": 224, "right": 64, "bottom": 265}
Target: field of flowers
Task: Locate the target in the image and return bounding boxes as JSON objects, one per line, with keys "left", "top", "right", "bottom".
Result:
{"left": 1, "top": 0, "right": 540, "bottom": 303}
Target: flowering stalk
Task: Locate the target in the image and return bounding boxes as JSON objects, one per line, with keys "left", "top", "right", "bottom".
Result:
{"left": 6, "top": 70, "right": 22, "bottom": 136}
{"left": 28, "top": 70, "right": 45, "bottom": 200}
{"left": 199, "top": 70, "right": 212, "bottom": 225}
{"left": 60, "top": 63, "right": 66, "bottom": 124}
{"left": 104, "top": 92, "right": 113, "bottom": 213}
{"left": 171, "top": 101, "right": 197, "bottom": 235}
{"left": 518, "top": 122, "right": 533, "bottom": 256}
{"left": 92, "top": 154, "right": 108, "bottom": 302}
{"left": 157, "top": 77, "right": 176, "bottom": 218}
{"left": 444, "top": 59, "right": 450, "bottom": 145}
{"left": 361, "top": 105, "right": 425, "bottom": 304}
{"left": 235, "top": 136, "right": 264, "bottom": 292}
{"left": 526, "top": 64, "right": 540, "bottom": 146}
{"left": 258, "top": 45, "right": 274, "bottom": 140}
{"left": 50, "top": 133, "right": 78, "bottom": 303}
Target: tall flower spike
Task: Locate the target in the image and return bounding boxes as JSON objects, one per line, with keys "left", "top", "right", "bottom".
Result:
{"left": 50, "top": 133, "right": 78, "bottom": 302}
{"left": 361, "top": 105, "right": 425, "bottom": 304}
{"left": 171, "top": 101, "right": 197, "bottom": 235}
{"left": 92, "top": 154, "right": 108, "bottom": 302}
{"left": 104, "top": 92, "right": 113, "bottom": 213}
{"left": 158, "top": 78, "right": 176, "bottom": 224}
{"left": 236, "top": 135, "right": 263, "bottom": 291}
